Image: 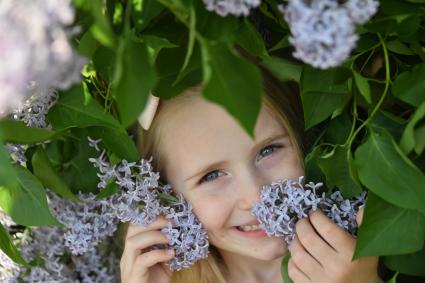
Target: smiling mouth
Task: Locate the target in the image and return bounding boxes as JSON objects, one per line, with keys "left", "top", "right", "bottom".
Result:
{"left": 236, "top": 224, "right": 262, "bottom": 232}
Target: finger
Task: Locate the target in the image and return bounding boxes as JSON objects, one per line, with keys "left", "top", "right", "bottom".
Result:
{"left": 126, "top": 215, "right": 170, "bottom": 239}
{"left": 356, "top": 207, "right": 365, "bottom": 226}
{"left": 289, "top": 235, "right": 324, "bottom": 277}
{"left": 288, "top": 257, "right": 311, "bottom": 283}
{"left": 123, "top": 230, "right": 171, "bottom": 266}
{"left": 308, "top": 209, "right": 356, "bottom": 257}
{"left": 131, "top": 249, "right": 175, "bottom": 280}
{"left": 295, "top": 217, "right": 337, "bottom": 265}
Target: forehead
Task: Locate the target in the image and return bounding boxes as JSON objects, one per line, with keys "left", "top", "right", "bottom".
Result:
{"left": 159, "top": 95, "right": 287, "bottom": 182}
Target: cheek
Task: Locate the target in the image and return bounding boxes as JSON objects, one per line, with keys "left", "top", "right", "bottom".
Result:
{"left": 189, "top": 194, "right": 232, "bottom": 232}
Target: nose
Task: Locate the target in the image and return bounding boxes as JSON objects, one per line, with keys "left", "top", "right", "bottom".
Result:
{"left": 234, "top": 169, "right": 265, "bottom": 211}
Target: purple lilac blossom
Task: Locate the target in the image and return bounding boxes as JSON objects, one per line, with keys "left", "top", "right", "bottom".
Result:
{"left": 203, "top": 0, "right": 261, "bottom": 17}
{"left": 252, "top": 176, "right": 367, "bottom": 245}
{"left": 47, "top": 191, "right": 119, "bottom": 255}
{"left": 152, "top": 193, "right": 210, "bottom": 271}
{"left": 5, "top": 86, "right": 58, "bottom": 167}
{"left": 0, "top": 0, "right": 86, "bottom": 116}
{"left": 88, "top": 137, "right": 210, "bottom": 271}
{"left": 88, "top": 138, "right": 163, "bottom": 226}
{"left": 279, "top": 0, "right": 379, "bottom": 69}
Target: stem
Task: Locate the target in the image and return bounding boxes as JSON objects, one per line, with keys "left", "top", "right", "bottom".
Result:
{"left": 346, "top": 33, "right": 391, "bottom": 149}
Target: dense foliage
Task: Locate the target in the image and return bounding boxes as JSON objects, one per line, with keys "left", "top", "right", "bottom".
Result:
{"left": 0, "top": 0, "right": 425, "bottom": 282}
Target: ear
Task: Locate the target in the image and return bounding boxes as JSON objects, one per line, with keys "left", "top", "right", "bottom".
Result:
{"left": 355, "top": 206, "right": 365, "bottom": 226}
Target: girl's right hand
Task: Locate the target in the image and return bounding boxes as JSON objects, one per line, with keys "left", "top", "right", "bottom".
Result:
{"left": 120, "top": 216, "right": 175, "bottom": 283}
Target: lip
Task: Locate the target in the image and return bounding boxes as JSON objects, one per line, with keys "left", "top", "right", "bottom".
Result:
{"left": 229, "top": 220, "right": 267, "bottom": 238}
{"left": 236, "top": 220, "right": 260, "bottom": 226}
{"left": 230, "top": 226, "right": 267, "bottom": 238}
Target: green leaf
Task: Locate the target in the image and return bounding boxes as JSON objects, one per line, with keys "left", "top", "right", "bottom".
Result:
{"left": 140, "top": 35, "right": 179, "bottom": 61}
{"left": 113, "top": 38, "right": 158, "bottom": 127}
{"left": 88, "top": 127, "right": 139, "bottom": 162}
{"left": 173, "top": 3, "right": 196, "bottom": 85}
{"left": 383, "top": 246, "right": 425, "bottom": 277}
{"left": 300, "top": 66, "right": 351, "bottom": 129}
{"left": 0, "top": 131, "right": 18, "bottom": 190}
{"left": 235, "top": 18, "right": 268, "bottom": 58}
{"left": 132, "top": 0, "right": 165, "bottom": 31}
{"left": 48, "top": 85, "right": 123, "bottom": 131}
{"left": 77, "top": 29, "right": 98, "bottom": 58}
{"left": 154, "top": 45, "right": 203, "bottom": 99}
{"left": 354, "top": 130, "right": 425, "bottom": 214}
{"left": 280, "top": 253, "right": 294, "bottom": 283}
{"left": 353, "top": 192, "right": 425, "bottom": 259}
{"left": 268, "top": 35, "right": 290, "bottom": 52}
{"left": 370, "top": 110, "right": 406, "bottom": 142}
{"left": 261, "top": 56, "right": 301, "bottom": 82}
{"left": 200, "top": 40, "right": 262, "bottom": 138}
{"left": 95, "top": 182, "right": 118, "bottom": 200}
{"left": 317, "top": 145, "right": 362, "bottom": 198}
{"left": 387, "top": 272, "right": 399, "bottom": 283}
{"left": 0, "top": 223, "right": 28, "bottom": 266}
{"left": 386, "top": 40, "right": 415, "bottom": 55}
{"left": 0, "top": 166, "right": 62, "bottom": 227}
{"left": 325, "top": 111, "right": 352, "bottom": 145}
{"left": 353, "top": 71, "right": 371, "bottom": 104}
{"left": 32, "top": 148, "right": 79, "bottom": 202}
{"left": 399, "top": 101, "right": 425, "bottom": 155}
{"left": 88, "top": 0, "right": 116, "bottom": 48}
{"left": 392, "top": 63, "right": 425, "bottom": 107}
{"left": 301, "top": 91, "right": 348, "bottom": 130}
{"left": 62, "top": 129, "right": 100, "bottom": 194}
{"left": 0, "top": 119, "right": 56, "bottom": 144}
{"left": 301, "top": 65, "right": 351, "bottom": 94}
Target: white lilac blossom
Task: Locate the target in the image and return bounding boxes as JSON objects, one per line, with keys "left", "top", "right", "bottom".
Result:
{"left": 344, "top": 0, "right": 380, "bottom": 24}
{"left": 252, "top": 176, "right": 366, "bottom": 245}
{"left": 279, "top": 0, "right": 379, "bottom": 69}
{"left": 203, "top": 0, "right": 262, "bottom": 17}
{"left": 157, "top": 193, "right": 210, "bottom": 271}
{"left": 0, "top": 0, "right": 86, "bottom": 116}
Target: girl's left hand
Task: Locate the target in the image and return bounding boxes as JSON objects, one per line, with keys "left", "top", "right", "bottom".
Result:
{"left": 287, "top": 208, "right": 383, "bottom": 283}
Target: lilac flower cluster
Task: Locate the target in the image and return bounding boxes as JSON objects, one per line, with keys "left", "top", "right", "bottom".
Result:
{"left": 88, "top": 138, "right": 210, "bottom": 271}
{"left": 88, "top": 138, "right": 163, "bottom": 226}
{"left": 47, "top": 191, "right": 119, "bottom": 255}
{"left": 203, "top": 0, "right": 261, "bottom": 17}
{"left": 5, "top": 86, "right": 58, "bottom": 167}
{"left": 0, "top": 0, "right": 86, "bottom": 116}
{"left": 252, "top": 176, "right": 367, "bottom": 245}
{"left": 279, "top": 0, "right": 379, "bottom": 69}
{"left": 158, "top": 194, "right": 210, "bottom": 271}
{"left": 1, "top": 202, "right": 121, "bottom": 283}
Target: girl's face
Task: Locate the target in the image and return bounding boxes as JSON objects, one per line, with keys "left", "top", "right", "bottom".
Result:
{"left": 160, "top": 94, "right": 304, "bottom": 260}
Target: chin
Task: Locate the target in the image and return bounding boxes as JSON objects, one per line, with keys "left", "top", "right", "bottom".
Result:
{"left": 247, "top": 241, "right": 288, "bottom": 261}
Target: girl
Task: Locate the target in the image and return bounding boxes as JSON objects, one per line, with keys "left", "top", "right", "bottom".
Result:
{"left": 119, "top": 69, "right": 383, "bottom": 283}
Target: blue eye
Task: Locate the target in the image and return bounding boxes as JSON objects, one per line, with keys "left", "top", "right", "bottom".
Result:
{"left": 256, "top": 144, "right": 282, "bottom": 162}
{"left": 199, "top": 170, "right": 224, "bottom": 184}
{"left": 198, "top": 144, "right": 283, "bottom": 185}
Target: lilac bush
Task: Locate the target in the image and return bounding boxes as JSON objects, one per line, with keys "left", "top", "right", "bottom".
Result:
{"left": 252, "top": 176, "right": 367, "bottom": 245}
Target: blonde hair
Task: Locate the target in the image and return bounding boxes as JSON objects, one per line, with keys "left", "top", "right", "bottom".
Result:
{"left": 129, "top": 69, "right": 305, "bottom": 283}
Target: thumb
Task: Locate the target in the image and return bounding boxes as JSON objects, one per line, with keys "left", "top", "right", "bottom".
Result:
{"left": 355, "top": 206, "right": 365, "bottom": 226}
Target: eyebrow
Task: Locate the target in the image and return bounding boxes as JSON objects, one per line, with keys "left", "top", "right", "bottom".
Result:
{"left": 183, "top": 133, "right": 289, "bottom": 183}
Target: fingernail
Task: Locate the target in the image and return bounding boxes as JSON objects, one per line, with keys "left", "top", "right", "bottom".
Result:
{"left": 167, "top": 249, "right": 174, "bottom": 256}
